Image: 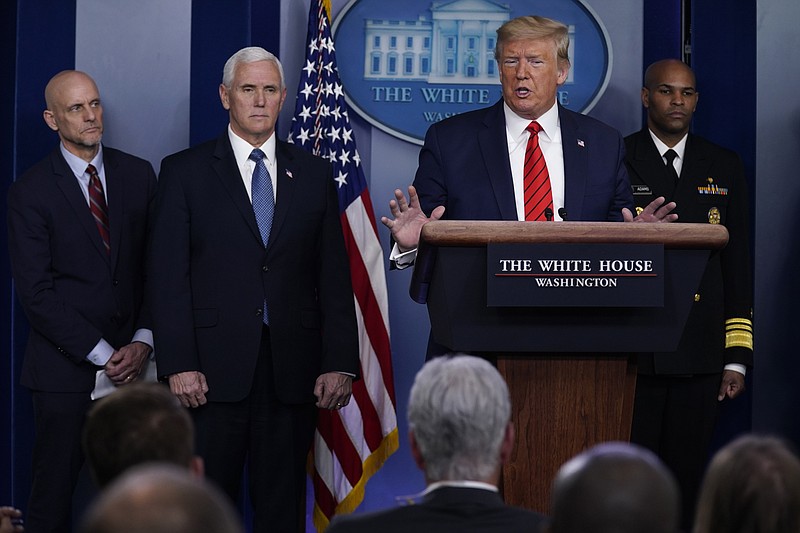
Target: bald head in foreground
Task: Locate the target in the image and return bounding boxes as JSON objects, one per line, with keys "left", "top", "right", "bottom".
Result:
{"left": 80, "top": 464, "right": 242, "bottom": 533}
{"left": 548, "top": 442, "right": 680, "bottom": 533}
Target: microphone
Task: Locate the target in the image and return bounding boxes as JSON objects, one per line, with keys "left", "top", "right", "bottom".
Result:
{"left": 544, "top": 207, "right": 553, "bottom": 221}
{"left": 558, "top": 207, "right": 568, "bottom": 221}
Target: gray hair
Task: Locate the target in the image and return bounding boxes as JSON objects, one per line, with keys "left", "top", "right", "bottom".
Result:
{"left": 222, "top": 46, "right": 285, "bottom": 90}
{"left": 408, "top": 354, "right": 511, "bottom": 482}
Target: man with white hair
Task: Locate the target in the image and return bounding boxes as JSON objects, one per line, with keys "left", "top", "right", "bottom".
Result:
{"left": 328, "top": 354, "right": 546, "bottom": 532}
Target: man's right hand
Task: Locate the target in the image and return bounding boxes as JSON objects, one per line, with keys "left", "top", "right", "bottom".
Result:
{"left": 380, "top": 185, "right": 445, "bottom": 252}
{"left": 168, "top": 371, "right": 209, "bottom": 408}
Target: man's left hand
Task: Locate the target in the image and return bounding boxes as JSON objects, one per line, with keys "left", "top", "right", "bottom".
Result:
{"left": 622, "top": 196, "right": 679, "bottom": 223}
{"left": 314, "top": 373, "right": 353, "bottom": 410}
{"left": 718, "top": 369, "right": 746, "bottom": 401}
{"left": 105, "top": 341, "right": 151, "bottom": 385}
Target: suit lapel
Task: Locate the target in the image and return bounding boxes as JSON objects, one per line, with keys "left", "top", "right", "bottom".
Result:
{"left": 677, "top": 134, "right": 710, "bottom": 197}
{"left": 629, "top": 129, "right": 676, "bottom": 198}
{"left": 51, "top": 149, "right": 111, "bottom": 263}
{"left": 478, "top": 101, "right": 516, "bottom": 221}
{"left": 210, "top": 134, "right": 264, "bottom": 245}
{"left": 103, "top": 149, "right": 123, "bottom": 269}
{"left": 560, "top": 106, "right": 588, "bottom": 221}
{"left": 271, "top": 141, "right": 297, "bottom": 250}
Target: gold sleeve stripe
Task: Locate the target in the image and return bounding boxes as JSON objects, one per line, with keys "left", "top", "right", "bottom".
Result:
{"left": 725, "top": 318, "right": 753, "bottom": 350}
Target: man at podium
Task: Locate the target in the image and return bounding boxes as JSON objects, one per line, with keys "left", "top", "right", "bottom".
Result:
{"left": 382, "top": 15, "right": 676, "bottom": 268}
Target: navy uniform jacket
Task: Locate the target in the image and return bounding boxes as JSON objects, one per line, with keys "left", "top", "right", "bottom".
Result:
{"left": 624, "top": 129, "right": 753, "bottom": 374}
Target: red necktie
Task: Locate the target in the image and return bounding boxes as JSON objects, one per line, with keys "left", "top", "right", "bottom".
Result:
{"left": 86, "top": 164, "right": 110, "bottom": 255}
{"left": 523, "top": 121, "right": 553, "bottom": 221}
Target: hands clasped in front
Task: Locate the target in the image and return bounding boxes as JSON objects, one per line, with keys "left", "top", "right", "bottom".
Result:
{"left": 104, "top": 341, "right": 151, "bottom": 386}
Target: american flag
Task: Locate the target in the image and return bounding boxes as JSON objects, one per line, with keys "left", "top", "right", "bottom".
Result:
{"left": 287, "top": 0, "right": 398, "bottom": 530}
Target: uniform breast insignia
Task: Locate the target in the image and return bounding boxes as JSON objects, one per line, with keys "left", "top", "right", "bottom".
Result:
{"left": 707, "top": 207, "right": 721, "bottom": 224}
{"left": 636, "top": 206, "right": 644, "bottom": 216}
{"left": 697, "top": 177, "right": 728, "bottom": 196}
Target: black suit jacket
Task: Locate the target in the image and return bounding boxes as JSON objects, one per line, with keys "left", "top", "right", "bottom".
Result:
{"left": 327, "top": 487, "right": 545, "bottom": 533}
{"left": 7, "top": 146, "right": 156, "bottom": 392}
{"left": 624, "top": 129, "right": 753, "bottom": 374}
{"left": 413, "top": 100, "right": 634, "bottom": 221}
{"left": 148, "top": 132, "right": 359, "bottom": 403}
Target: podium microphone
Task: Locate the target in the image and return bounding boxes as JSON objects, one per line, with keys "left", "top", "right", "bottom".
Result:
{"left": 545, "top": 207, "right": 553, "bottom": 221}
{"left": 558, "top": 207, "right": 568, "bottom": 221}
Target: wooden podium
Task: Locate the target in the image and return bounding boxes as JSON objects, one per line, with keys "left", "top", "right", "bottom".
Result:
{"left": 410, "top": 221, "right": 728, "bottom": 513}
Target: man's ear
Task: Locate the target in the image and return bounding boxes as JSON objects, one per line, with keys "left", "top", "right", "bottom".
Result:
{"left": 43, "top": 109, "right": 58, "bottom": 132}
{"left": 409, "top": 431, "right": 426, "bottom": 471}
{"left": 219, "top": 84, "right": 231, "bottom": 110}
{"left": 499, "top": 422, "right": 515, "bottom": 464}
{"left": 189, "top": 455, "right": 205, "bottom": 478}
{"left": 641, "top": 87, "right": 650, "bottom": 109}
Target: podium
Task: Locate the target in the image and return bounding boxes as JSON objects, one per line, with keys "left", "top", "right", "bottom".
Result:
{"left": 410, "top": 221, "right": 728, "bottom": 513}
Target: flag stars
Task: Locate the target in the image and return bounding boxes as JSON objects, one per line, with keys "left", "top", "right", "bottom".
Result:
{"left": 303, "top": 60, "right": 315, "bottom": 77}
{"left": 300, "top": 82, "right": 314, "bottom": 99}
{"left": 334, "top": 83, "right": 344, "bottom": 99}
{"left": 334, "top": 170, "right": 348, "bottom": 188}
{"left": 323, "top": 82, "right": 334, "bottom": 97}
{"left": 327, "top": 126, "right": 341, "bottom": 142}
{"left": 297, "top": 127, "right": 311, "bottom": 145}
{"left": 323, "top": 61, "right": 334, "bottom": 75}
{"left": 353, "top": 152, "right": 361, "bottom": 167}
{"left": 299, "top": 105, "right": 312, "bottom": 122}
{"left": 331, "top": 106, "right": 343, "bottom": 121}
{"left": 342, "top": 128, "right": 353, "bottom": 144}
{"left": 338, "top": 150, "right": 351, "bottom": 165}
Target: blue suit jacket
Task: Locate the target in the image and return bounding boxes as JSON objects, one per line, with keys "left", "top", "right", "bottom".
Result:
{"left": 7, "top": 146, "right": 156, "bottom": 392}
{"left": 413, "top": 100, "right": 633, "bottom": 221}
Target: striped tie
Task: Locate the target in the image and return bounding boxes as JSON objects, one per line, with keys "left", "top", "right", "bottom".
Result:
{"left": 86, "top": 164, "right": 110, "bottom": 254}
{"left": 523, "top": 121, "right": 553, "bottom": 221}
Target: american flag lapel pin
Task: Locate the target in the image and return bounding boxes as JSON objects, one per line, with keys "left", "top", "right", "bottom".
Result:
{"left": 577, "top": 139, "right": 585, "bottom": 147}
{"left": 286, "top": 169, "right": 294, "bottom": 179}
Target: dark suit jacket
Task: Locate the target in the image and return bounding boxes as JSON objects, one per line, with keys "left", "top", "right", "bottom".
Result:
{"left": 413, "top": 99, "right": 634, "bottom": 221}
{"left": 7, "top": 146, "right": 156, "bottom": 392}
{"left": 625, "top": 129, "right": 753, "bottom": 374}
{"left": 327, "top": 486, "right": 545, "bottom": 533}
{"left": 148, "top": 132, "right": 359, "bottom": 403}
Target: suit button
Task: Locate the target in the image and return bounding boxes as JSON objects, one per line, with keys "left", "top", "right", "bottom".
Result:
{"left": 262, "top": 265, "right": 269, "bottom": 272}
{"left": 112, "top": 279, "right": 119, "bottom": 286}
{"left": 256, "top": 309, "right": 263, "bottom": 317}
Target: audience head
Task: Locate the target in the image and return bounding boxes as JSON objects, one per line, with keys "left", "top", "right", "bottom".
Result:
{"left": 83, "top": 382, "right": 200, "bottom": 488}
{"left": 549, "top": 442, "right": 680, "bottom": 533}
{"left": 694, "top": 434, "right": 800, "bottom": 533}
{"left": 80, "top": 464, "right": 242, "bottom": 533}
{"left": 407, "top": 354, "right": 513, "bottom": 484}
{"left": 494, "top": 15, "right": 571, "bottom": 121}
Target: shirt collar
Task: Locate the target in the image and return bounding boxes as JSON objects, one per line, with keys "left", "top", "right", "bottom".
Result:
{"left": 60, "top": 143, "right": 104, "bottom": 178}
{"left": 504, "top": 100, "right": 559, "bottom": 145}
{"left": 648, "top": 129, "right": 688, "bottom": 160}
{"left": 227, "top": 125, "right": 276, "bottom": 168}
{"left": 422, "top": 480, "right": 499, "bottom": 495}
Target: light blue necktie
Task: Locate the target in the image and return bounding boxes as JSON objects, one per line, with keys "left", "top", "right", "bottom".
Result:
{"left": 249, "top": 148, "right": 274, "bottom": 324}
